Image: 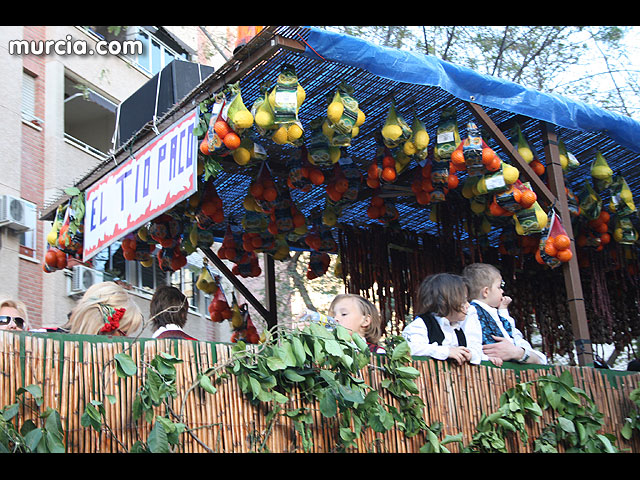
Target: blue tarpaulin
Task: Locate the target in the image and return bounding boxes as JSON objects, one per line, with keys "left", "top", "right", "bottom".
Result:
{"left": 302, "top": 26, "right": 640, "bottom": 154}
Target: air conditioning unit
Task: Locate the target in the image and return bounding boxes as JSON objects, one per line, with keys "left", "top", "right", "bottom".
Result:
{"left": 0, "top": 195, "right": 34, "bottom": 232}
{"left": 68, "top": 265, "right": 103, "bottom": 296}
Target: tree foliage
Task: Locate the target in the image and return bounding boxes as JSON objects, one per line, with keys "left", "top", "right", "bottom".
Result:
{"left": 319, "top": 26, "right": 640, "bottom": 120}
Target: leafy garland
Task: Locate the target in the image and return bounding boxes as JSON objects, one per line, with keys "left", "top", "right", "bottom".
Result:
{"left": 1, "top": 329, "right": 638, "bottom": 453}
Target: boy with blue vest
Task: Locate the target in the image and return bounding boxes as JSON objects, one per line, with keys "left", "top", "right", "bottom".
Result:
{"left": 462, "top": 263, "right": 546, "bottom": 365}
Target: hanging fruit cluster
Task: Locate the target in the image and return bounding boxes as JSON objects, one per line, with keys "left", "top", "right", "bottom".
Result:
{"left": 536, "top": 210, "right": 573, "bottom": 267}
{"left": 208, "top": 281, "right": 232, "bottom": 323}
{"left": 229, "top": 299, "right": 261, "bottom": 344}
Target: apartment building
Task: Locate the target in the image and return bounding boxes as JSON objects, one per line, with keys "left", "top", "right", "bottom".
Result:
{"left": 0, "top": 25, "right": 240, "bottom": 340}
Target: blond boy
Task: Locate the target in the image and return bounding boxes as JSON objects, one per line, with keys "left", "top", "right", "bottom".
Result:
{"left": 462, "top": 263, "right": 546, "bottom": 365}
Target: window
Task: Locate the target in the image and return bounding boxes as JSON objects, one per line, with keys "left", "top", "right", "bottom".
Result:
{"left": 131, "top": 27, "right": 187, "bottom": 76}
{"left": 22, "top": 71, "right": 42, "bottom": 124}
{"left": 170, "top": 267, "right": 199, "bottom": 311}
{"left": 63, "top": 75, "right": 117, "bottom": 156}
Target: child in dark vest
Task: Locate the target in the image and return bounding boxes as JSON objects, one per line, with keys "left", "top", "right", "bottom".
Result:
{"left": 462, "top": 263, "right": 546, "bottom": 365}
{"left": 402, "top": 273, "right": 492, "bottom": 365}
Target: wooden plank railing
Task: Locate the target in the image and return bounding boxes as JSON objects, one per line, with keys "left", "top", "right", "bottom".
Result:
{"left": 1, "top": 331, "right": 639, "bottom": 453}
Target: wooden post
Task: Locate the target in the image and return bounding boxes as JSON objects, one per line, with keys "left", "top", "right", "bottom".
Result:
{"left": 263, "top": 253, "right": 278, "bottom": 329}
{"left": 200, "top": 247, "right": 276, "bottom": 327}
{"left": 540, "top": 121, "right": 594, "bottom": 366}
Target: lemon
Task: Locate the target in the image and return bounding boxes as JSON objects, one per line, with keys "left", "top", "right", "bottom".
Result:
{"left": 323, "top": 209, "right": 337, "bottom": 227}
{"left": 233, "top": 147, "right": 251, "bottom": 166}
{"left": 475, "top": 177, "right": 488, "bottom": 195}
{"left": 414, "top": 130, "right": 429, "bottom": 150}
{"left": 273, "top": 245, "right": 290, "bottom": 260}
{"left": 518, "top": 147, "right": 534, "bottom": 163}
{"left": 382, "top": 124, "right": 402, "bottom": 141}
{"left": 272, "top": 126, "right": 289, "bottom": 144}
{"left": 322, "top": 120, "right": 335, "bottom": 139}
{"left": 591, "top": 165, "right": 612, "bottom": 180}
{"left": 535, "top": 206, "right": 547, "bottom": 229}
{"left": 351, "top": 126, "right": 359, "bottom": 137}
{"left": 481, "top": 217, "right": 492, "bottom": 234}
{"left": 327, "top": 101, "right": 344, "bottom": 124}
{"left": 559, "top": 154, "right": 568, "bottom": 170}
{"left": 140, "top": 258, "right": 153, "bottom": 268}
{"left": 294, "top": 225, "right": 307, "bottom": 235}
{"left": 403, "top": 140, "right": 417, "bottom": 156}
{"left": 287, "top": 123, "right": 303, "bottom": 141}
{"left": 329, "top": 146, "right": 341, "bottom": 164}
{"left": 47, "top": 228, "right": 58, "bottom": 246}
{"left": 471, "top": 200, "right": 486, "bottom": 214}
{"left": 137, "top": 226, "right": 149, "bottom": 241}
{"left": 613, "top": 227, "right": 624, "bottom": 243}
{"left": 243, "top": 195, "right": 257, "bottom": 211}
{"left": 297, "top": 84, "right": 306, "bottom": 106}
{"left": 255, "top": 110, "right": 274, "bottom": 129}
{"left": 232, "top": 110, "right": 254, "bottom": 129}
{"left": 502, "top": 164, "right": 519, "bottom": 184}
{"left": 355, "top": 109, "right": 365, "bottom": 127}
{"left": 189, "top": 227, "right": 199, "bottom": 246}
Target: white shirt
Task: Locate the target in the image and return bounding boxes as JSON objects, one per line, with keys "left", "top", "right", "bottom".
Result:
{"left": 466, "top": 300, "right": 547, "bottom": 364}
{"left": 152, "top": 323, "right": 188, "bottom": 338}
{"left": 402, "top": 314, "right": 482, "bottom": 365}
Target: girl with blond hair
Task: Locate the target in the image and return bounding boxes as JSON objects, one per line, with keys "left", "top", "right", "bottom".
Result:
{"left": 63, "top": 281, "right": 143, "bottom": 336}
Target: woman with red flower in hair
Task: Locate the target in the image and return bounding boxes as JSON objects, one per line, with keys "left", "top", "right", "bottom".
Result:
{"left": 63, "top": 282, "right": 143, "bottom": 337}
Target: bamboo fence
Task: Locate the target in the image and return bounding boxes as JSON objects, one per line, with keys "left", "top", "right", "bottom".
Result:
{"left": 1, "top": 331, "right": 639, "bottom": 453}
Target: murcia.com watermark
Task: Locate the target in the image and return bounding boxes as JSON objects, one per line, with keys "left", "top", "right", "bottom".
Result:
{"left": 8, "top": 35, "right": 143, "bottom": 56}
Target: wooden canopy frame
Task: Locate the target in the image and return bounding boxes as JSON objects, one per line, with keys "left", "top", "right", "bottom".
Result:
{"left": 40, "top": 27, "right": 606, "bottom": 365}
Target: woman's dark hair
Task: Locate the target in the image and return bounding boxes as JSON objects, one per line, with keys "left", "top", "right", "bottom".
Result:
{"left": 150, "top": 285, "right": 188, "bottom": 329}
{"left": 415, "top": 273, "right": 468, "bottom": 318}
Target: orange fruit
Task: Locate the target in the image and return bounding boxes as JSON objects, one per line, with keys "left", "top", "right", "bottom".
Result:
{"left": 535, "top": 249, "right": 545, "bottom": 265}
{"left": 489, "top": 201, "right": 509, "bottom": 217}
{"left": 511, "top": 187, "right": 522, "bottom": 204}
{"left": 421, "top": 178, "right": 434, "bottom": 193}
{"left": 310, "top": 169, "right": 325, "bottom": 185}
{"left": 199, "top": 138, "right": 210, "bottom": 155}
{"left": 249, "top": 182, "right": 264, "bottom": 199}
{"left": 334, "top": 178, "right": 349, "bottom": 193}
{"left": 486, "top": 156, "right": 501, "bottom": 172}
{"left": 367, "top": 205, "right": 380, "bottom": 219}
{"left": 530, "top": 160, "right": 545, "bottom": 176}
{"left": 576, "top": 234, "right": 588, "bottom": 248}
{"left": 595, "top": 222, "right": 608, "bottom": 233}
{"left": 553, "top": 234, "right": 571, "bottom": 251}
{"left": 544, "top": 241, "right": 558, "bottom": 257}
{"left": 366, "top": 176, "right": 380, "bottom": 189}
{"left": 326, "top": 184, "right": 343, "bottom": 202}
{"left": 381, "top": 166, "right": 397, "bottom": 182}
{"left": 263, "top": 187, "right": 277, "bottom": 202}
{"left": 451, "top": 149, "right": 465, "bottom": 167}
{"left": 371, "top": 196, "right": 384, "bottom": 208}
{"left": 223, "top": 132, "right": 241, "bottom": 150}
{"left": 600, "top": 232, "right": 611, "bottom": 245}
{"left": 368, "top": 163, "right": 380, "bottom": 178}
{"left": 416, "top": 190, "right": 431, "bottom": 205}
{"left": 599, "top": 210, "right": 610, "bottom": 224}
{"left": 214, "top": 120, "right": 231, "bottom": 138}
{"left": 482, "top": 148, "right": 495, "bottom": 166}
{"left": 447, "top": 174, "right": 459, "bottom": 190}
{"left": 421, "top": 164, "right": 432, "bottom": 178}
{"left": 45, "top": 249, "right": 58, "bottom": 267}
{"left": 382, "top": 155, "right": 395, "bottom": 168}
{"left": 519, "top": 189, "right": 537, "bottom": 209}
{"left": 556, "top": 248, "right": 573, "bottom": 262}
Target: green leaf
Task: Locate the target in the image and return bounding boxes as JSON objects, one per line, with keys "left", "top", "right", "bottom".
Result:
{"left": 395, "top": 366, "right": 420, "bottom": 378}
{"left": 391, "top": 340, "right": 411, "bottom": 362}
{"left": 114, "top": 353, "right": 137, "bottom": 378}
{"left": 17, "top": 384, "right": 43, "bottom": 406}
{"left": 323, "top": 339, "right": 344, "bottom": 357}
{"left": 1, "top": 403, "right": 19, "bottom": 421}
{"left": 148, "top": 421, "right": 170, "bottom": 453}
{"left": 291, "top": 336, "right": 306, "bottom": 365}
{"left": 266, "top": 356, "right": 287, "bottom": 371}
{"left": 319, "top": 389, "right": 337, "bottom": 418}
{"left": 198, "top": 373, "right": 217, "bottom": 394}
{"left": 283, "top": 369, "right": 306, "bottom": 383}
{"left": 23, "top": 428, "right": 43, "bottom": 452}
{"left": 557, "top": 416, "right": 575, "bottom": 434}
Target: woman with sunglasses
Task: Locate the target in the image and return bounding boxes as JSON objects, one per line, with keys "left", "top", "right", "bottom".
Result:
{"left": 0, "top": 297, "right": 28, "bottom": 331}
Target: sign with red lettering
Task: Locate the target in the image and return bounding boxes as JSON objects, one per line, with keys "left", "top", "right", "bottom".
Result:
{"left": 83, "top": 108, "right": 198, "bottom": 262}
